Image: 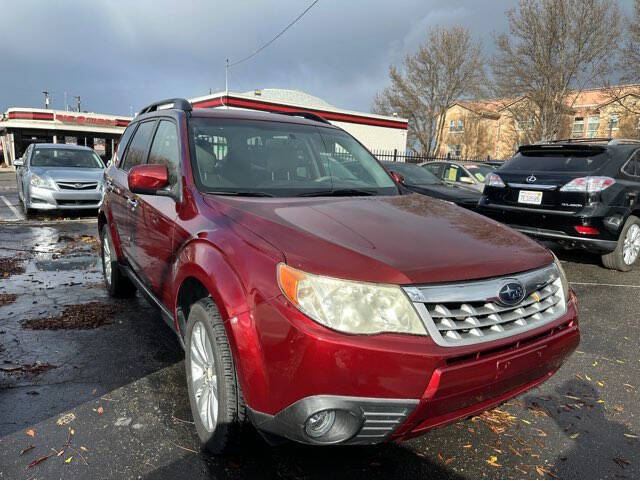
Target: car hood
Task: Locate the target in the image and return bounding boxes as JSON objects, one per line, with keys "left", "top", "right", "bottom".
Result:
{"left": 204, "top": 193, "right": 553, "bottom": 285}
{"left": 31, "top": 167, "right": 104, "bottom": 183}
{"left": 405, "top": 183, "right": 481, "bottom": 204}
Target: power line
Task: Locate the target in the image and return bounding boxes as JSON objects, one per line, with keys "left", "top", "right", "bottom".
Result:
{"left": 228, "top": 0, "right": 319, "bottom": 68}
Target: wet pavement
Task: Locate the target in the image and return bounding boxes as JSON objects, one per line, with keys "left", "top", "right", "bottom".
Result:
{"left": 0, "top": 171, "right": 638, "bottom": 479}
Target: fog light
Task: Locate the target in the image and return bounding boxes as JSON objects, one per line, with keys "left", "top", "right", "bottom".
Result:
{"left": 574, "top": 225, "right": 599, "bottom": 235}
{"left": 304, "top": 410, "right": 336, "bottom": 438}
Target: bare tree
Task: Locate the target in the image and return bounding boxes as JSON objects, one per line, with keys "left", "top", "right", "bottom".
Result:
{"left": 492, "top": 0, "right": 620, "bottom": 141}
{"left": 603, "top": 0, "right": 640, "bottom": 115}
{"left": 372, "top": 26, "right": 486, "bottom": 154}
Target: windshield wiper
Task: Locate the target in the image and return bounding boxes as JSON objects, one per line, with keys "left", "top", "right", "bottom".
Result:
{"left": 296, "top": 188, "right": 378, "bottom": 197}
{"left": 205, "top": 190, "right": 274, "bottom": 197}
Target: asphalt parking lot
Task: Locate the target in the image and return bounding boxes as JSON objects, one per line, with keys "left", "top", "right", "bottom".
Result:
{"left": 0, "top": 171, "right": 638, "bottom": 479}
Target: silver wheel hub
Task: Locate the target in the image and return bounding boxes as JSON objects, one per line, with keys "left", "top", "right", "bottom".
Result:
{"left": 623, "top": 224, "right": 640, "bottom": 265}
{"left": 190, "top": 321, "right": 219, "bottom": 432}
{"left": 102, "top": 234, "right": 112, "bottom": 281}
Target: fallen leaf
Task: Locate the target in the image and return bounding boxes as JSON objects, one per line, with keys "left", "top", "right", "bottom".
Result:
{"left": 27, "top": 454, "right": 52, "bottom": 469}
{"left": 463, "top": 444, "right": 472, "bottom": 448}
{"left": 597, "top": 400, "right": 605, "bottom": 404}
{"left": 616, "top": 360, "right": 625, "bottom": 364}
{"left": 597, "top": 381, "right": 605, "bottom": 387}
{"left": 486, "top": 455, "right": 502, "bottom": 467}
{"left": 64, "top": 456, "right": 73, "bottom": 464}
{"left": 623, "top": 433, "right": 638, "bottom": 439}
{"left": 70, "top": 428, "right": 75, "bottom": 435}
{"left": 535, "top": 428, "right": 548, "bottom": 437}
{"left": 569, "top": 433, "right": 580, "bottom": 439}
{"left": 53, "top": 449, "right": 64, "bottom": 457}
{"left": 19, "top": 445, "right": 35, "bottom": 456}
{"left": 80, "top": 446, "right": 88, "bottom": 452}
{"left": 25, "top": 429, "right": 35, "bottom": 438}
{"left": 97, "top": 406, "right": 104, "bottom": 415}
{"left": 521, "top": 419, "right": 531, "bottom": 425}
{"left": 585, "top": 375, "right": 592, "bottom": 381}
{"left": 445, "top": 456, "right": 455, "bottom": 465}
{"left": 613, "top": 456, "right": 630, "bottom": 468}
{"left": 56, "top": 413, "right": 76, "bottom": 426}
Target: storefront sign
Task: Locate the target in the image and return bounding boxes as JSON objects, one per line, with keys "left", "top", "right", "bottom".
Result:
{"left": 56, "top": 113, "right": 117, "bottom": 127}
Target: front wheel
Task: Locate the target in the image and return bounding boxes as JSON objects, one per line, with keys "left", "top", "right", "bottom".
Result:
{"left": 602, "top": 215, "right": 640, "bottom": 271}
{"left": 185, "top": 298, "right": 246, "bottom": 454}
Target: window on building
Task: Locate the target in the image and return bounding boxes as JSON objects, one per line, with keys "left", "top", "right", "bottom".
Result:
{"left": 586, "top": 116, "right": 599, "bottom": 138}
{"left": 449, "top": 119, "right": 463, "bottom": 133}
{"left": 457, "top": 119, "right": 464, "bottom": 132}
{"left": 608, "top": 113, "right": 620, "bottom": 132}
{"left": 572, "top": 117, "right": 585, "bottom": 138}
{"left": 447, "top": 144, "right": 462, "bottom": 158}
{"left": 449, "top": 120, "right": 455, "bottom": 131}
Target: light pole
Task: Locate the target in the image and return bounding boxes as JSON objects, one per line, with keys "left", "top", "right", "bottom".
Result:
{"left": 42, "top": 91, "right": 50, "bottom": 109}
{"left": 75, "top": 96, "right": 81, "bottom": 112}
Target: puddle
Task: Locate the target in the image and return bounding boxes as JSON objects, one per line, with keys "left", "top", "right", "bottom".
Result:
{"left": 22, "top": 302, "right": 118, "bottom": 330}
{"left": 35, "top": 256, "right": 98, "bottom": 272}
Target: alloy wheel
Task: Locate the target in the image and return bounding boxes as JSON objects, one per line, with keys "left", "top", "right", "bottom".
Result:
{"left": 623, "top": 224, "right": 640, "bottom": 265}
{"left": 190, "top": 321, "right": 219, "bottom": 432}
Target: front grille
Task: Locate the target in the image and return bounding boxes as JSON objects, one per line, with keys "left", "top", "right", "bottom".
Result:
{"left": 56, "top": 182, "right": 98, "bottom": 190}
{"left": 57, "top": 199, "right": 99, "bottom": 206}
{"left": 404, "top": 264, "right": 566, "bottom": 347}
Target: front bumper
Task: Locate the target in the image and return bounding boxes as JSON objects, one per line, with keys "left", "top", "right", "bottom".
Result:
{"left": 27, "top": 185, "right": 102, "bottom": 210}
{"left": 243, "top": 292, "right": 579, "bottom": 445}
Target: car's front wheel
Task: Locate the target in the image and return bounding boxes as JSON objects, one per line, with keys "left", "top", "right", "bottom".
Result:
{"left": 100, "top": 224, "right": 137, "bottom": 297}
{"left": 185, "top": 298, "right": 246, "bottom": 454}
{"left": 602, "top": 215, "right": 640, "bottom": 271}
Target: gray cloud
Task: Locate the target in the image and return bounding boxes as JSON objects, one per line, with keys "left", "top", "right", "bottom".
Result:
{"left": 2, "top": 0, "right": 614, "bottom": 116}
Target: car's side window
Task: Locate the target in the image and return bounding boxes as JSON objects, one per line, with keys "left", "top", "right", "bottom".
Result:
{"left": 115, "top": 123, "right": 137, "bottom": 169}
{"left": 623, "top": 151, "right": 640, "bottom": 177}
{"left": 148, "top": 120, "right": 180, "bottom": 184}
{"left": 122, "top": 121, "right": 156, "bottom": 171}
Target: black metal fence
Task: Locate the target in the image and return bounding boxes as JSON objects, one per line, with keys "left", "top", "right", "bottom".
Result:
{"left": 371, "top": 149, "right": 506, "bottom": 165}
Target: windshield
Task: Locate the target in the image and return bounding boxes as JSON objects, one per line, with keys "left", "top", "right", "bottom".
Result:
{"left": 466, "top": 165, "right": 495, "bottom": 182}
{"left": 189, "top": 118, "right": 398, "bottom": 197}
{"left": 504, "top": 150, "right": 610, "bottom": 172}
{"left": 31, "top": 148, "right": 104, "bottom": 168}
{"left": 382, "top": 162, "right": 442, "bottom": 185}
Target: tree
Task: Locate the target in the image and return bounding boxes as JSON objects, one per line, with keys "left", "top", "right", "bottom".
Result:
{"left": 372, "top": 26, "right": 486, "bottom": 154}
{"left": 492, "top": 0, "right": 620, "bottom": 141}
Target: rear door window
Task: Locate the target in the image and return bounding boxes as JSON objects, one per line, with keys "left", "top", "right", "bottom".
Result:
{"left": 623, "top": 151, "right": 640, "bottom": 177}
{"left": 505, "top": 149, "right": 610, "bottom": 172}
{"left": 122, "top": 121, "right": 156, "bottom": 171}
{"left": 443, "top": 163, "right": 461, "bottom": 182}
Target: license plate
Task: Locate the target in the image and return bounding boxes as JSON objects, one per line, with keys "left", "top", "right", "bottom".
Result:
{"left": 518, "top": 190, "right": 543, "bottom": 205}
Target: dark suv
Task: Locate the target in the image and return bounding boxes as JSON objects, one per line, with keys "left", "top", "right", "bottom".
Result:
{"left": 99, "top": 99, "right": 578, "bottom": 453}
{"left": 478, "top": 139, "right": 640, "bottom": 271}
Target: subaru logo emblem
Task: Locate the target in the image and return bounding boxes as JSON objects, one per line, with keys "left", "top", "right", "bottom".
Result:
{"left": 75, "top": 183, "right": 83, "bottom": 189}
{"left": 526, "top": 175, "right": 537, "bottom": 183}
{"left": 498, "top": 281, "right": 526, "bottom": 306}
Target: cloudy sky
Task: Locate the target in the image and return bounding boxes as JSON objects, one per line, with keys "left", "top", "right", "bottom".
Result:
{"left": 0, "top": 0, "right": 631, "bottom": 117}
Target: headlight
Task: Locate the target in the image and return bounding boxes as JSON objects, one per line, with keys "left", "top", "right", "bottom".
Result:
{"left": 552, "top": 253, "right": 570, "bottom": 306}
{"left": 30, "top": 174, "right": 54, "bottom": 189}
{"left": 277, "top": 263, "right": 427, "bottom": 336}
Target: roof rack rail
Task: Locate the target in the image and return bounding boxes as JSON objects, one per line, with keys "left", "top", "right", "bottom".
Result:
{"left": 608, "top": 138, "right": 640, "bottom": 145}
{"left": 278, "top": 110, "right": 331, "bottom": 124}
{"left": 138, "top": 98, "right": 192, "bottom": 115}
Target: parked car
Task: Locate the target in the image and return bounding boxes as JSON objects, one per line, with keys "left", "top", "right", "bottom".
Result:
{"left": 478, "top": 139, "right": 640, "bottom": 271}
{"left": 14, "top": 143, "right": 105, "bottom": 215}
{"left": 381, "top": 161, "right": 481, "bottom": 209}
{"left": 422, "top": 160, "right": 496, "bottom": 192}
{"left": 99, "top": 98, "right": 579, "bottom": 453}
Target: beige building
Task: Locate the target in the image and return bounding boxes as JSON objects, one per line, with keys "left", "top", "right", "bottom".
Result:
{"left": 438, "top": 85, "right": 640, "bottom": 160}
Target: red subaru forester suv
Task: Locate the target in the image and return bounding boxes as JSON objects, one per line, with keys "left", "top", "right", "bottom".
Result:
{"left": 99, "top": 98, "right": 579, "bottom": 453}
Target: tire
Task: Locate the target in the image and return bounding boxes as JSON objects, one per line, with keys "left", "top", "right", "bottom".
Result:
{"left": 100, "top": 224, "right": 137, "bottom": 297}
{"left": 602, "top": 215, "right": 640, "bottom": 271}
{"left": 21, "top": 195, "right": 33, "bottom": 217}
{"left": 185, "top": 298, "right": 246, "bottom": 455}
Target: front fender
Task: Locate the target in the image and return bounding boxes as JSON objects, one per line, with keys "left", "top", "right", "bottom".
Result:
{"left": 171, "top": 236, "right": 282, "bottom": 411}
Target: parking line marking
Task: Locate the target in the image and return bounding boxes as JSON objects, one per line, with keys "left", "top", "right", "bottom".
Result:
{"left": 0, "top": 195, "right": 23, "bottom": 221}
{"left": 571, "top": 281, "right": 640, "bottom": 288}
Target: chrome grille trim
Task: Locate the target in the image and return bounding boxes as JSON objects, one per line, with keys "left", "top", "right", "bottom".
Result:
{"left": 404, "top": 264, "right": 567, "bottom": 347}
{"left": 56, "top": 182, "right": 99, "bottom": 190}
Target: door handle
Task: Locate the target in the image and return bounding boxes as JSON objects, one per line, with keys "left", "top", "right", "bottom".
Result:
{"left": 127, "top": 197, "right": 138, "bottom": 210}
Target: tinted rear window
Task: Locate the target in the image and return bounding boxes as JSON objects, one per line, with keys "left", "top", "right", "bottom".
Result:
{"left": 504, "top": 150, "right": 610, "bottom": 172}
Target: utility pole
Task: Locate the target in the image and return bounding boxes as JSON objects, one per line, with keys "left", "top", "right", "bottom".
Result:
{"left": 64, "top": 91, "right": 68, "bottom": 111}
{"left": 75, "top": 96, "right": 81, "bottom": 112}
{"left": 42, "top": 91, "right": 50, "bottom": 109}
{"left": 225, "top": 58, "right": 229, "bottom": 109}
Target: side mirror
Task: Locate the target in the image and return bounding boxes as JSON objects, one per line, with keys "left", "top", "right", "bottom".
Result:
{"left": 13, "top": 157, "right": 24, "bottom": 167}
{"left": 460, "top": 176, "right": 475, "bottom": 184}
{"left": 128, "top": 164, "right": 170, "bottom": 195}
{"left": 390, "top": 171, "right": 405, "bottom": 184}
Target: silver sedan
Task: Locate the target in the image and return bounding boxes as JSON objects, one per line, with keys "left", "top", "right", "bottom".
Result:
{"left": 14, "top": 143, "right": 105, "bottom": 214}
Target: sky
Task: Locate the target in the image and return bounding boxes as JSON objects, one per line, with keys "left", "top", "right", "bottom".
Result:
{"left": 0, "top": 0, "right": 632, "bottom": 117}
